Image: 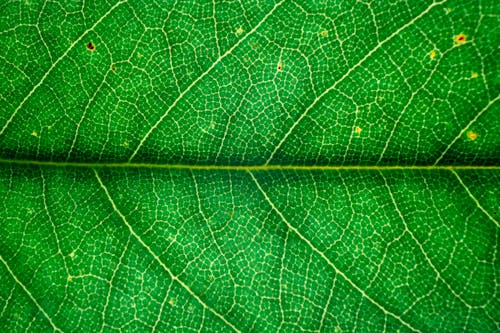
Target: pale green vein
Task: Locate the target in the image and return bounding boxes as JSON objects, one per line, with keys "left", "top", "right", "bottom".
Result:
{"left": 264, "top": 0, "right": 446, "bottom": 165}
{"left": 247, "top": 170, "right": 422, "bottom": 333}
{"left": 0, "top": 158, "right": 499, "bottom": 171}
{"left": 450, "top": 169, "right": 500, "bottom": 228}
{"left": 0, "top": 256, "right": 63, "bottom": 332}
{"left": 128, "top": 0, "right": 287, "bottom": 162}
{"left": 92, "top": 168, "right": 241, "bottom": 333}
{"left": 0, "top": 0, "right": 127, "bottom": 138}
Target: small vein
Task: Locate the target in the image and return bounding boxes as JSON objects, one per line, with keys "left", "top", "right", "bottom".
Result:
{"left": 190, "top": 170, "right": 238, "bottom": 313}
{"left": 247, "top": 170, "right": 422, "bottom": 333}
{"left": 376, "top": 41, "right": 446, "bottom": 164}
{"left": 318, "top": 273, "right": 336, "bottom": 332}
{"left": 277, "top": 229, "right": 289, "bottom": 331}
{"left": 100, "top": 236, "right": 131, "bottom": 333}
{"left": 450, "top": 169, "right": 499, "bottom": 228}
{"left": 0, "top": 0, "right": 127, "bottom": 138}
{"left": 212, "top": 0, "right": 221, "bottom": 58}
{"left": 128, "top": 0, "right": 287, "bottom": 162}
{"left": 0, "top": 256, "right": 63, "bottom": 332}
{"left": 379, "top": 170, "right": 473, "bottom": 309}
{"left": 67, "top": 34, "right": 114, "bottom": 161}
{"left": 434, "top": 94, "right": 500, "bottom": 165}
{"left": 265, "top": 0, "right": 446, "bottom": 165}
{"left": 92, "top": 169, "right": 241, "bottom": 333}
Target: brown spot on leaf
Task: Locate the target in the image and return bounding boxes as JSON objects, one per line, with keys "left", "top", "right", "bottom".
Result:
{"left": 86, "top": 42, "right": 95, "bottom": 51}
{"left": 454, "top": 33, "right": 467, "bottom": 45}
{"left": 277, "top": 60, "right": 283, "bottom": 71}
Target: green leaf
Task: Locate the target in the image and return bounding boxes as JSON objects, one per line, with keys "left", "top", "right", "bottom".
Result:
{"left": 0, "top": 0, "right": 498, "bottom": 332}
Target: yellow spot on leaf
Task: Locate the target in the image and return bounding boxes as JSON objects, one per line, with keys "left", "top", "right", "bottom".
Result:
{"left": 429, "top": 50, "right": 436, "bottom": 59}
{"left": 69, "top": 252, "right": 75, "bottom": 258}
{"left": 31, "top": 131, "right": 38, "bottom": 137}
{"left": 445, "top": 7, "right": 452, "bottom": 14}
{"left": 210, "top": 121, "right": 215, "bottom": 129}
{"left": 355, "top": 126, "right": 362, "bottom": 134}
{"left": 321, "top": 30, "right": 328, "bottom": 37}
{"left": 454, "top": 33, "right": 467, "bottom": 45}
{"left": 68, "top": 275, "right": 73, "bottom": 281}
{"left": 122, "top": 141, "right": 129, "bottom": 147}
{"left": 471, "top": 72, "right": 478, "bottom": 78}
{"left": 168, "top": 298, "right": 175, "bottom": 306}
{"left": 236, "top": 27, "right": 243, "bottom": 35}
{"left": 467, "top": 131, "right": 478, "bottom": 141}
{"left": 137, "top": 52, "right": 142, "bottom": 58}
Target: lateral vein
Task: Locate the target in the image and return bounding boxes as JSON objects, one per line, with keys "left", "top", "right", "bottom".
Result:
{"left": 128, "top": 0, "right": 287, "bottom": 162}
{"left": 450, "top": 169, "right": 500, "bottom": 228}
{"left": 0, "top": 0, "right": 127, "bottom": 138}
{"left": 0, "top": 256, "right": 63, "bottom": 332}
{"left": 92, "top": 169, "right": 241, "bottom": 333}
{"left": 247, "top": 170, "right": 422, "bottom": 333}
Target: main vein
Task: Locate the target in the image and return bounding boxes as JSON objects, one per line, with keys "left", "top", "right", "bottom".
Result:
{"left": 0, "top": 158, "right": 498, "bottom": 171}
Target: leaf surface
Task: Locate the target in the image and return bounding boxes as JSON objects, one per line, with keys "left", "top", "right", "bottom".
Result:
{"left": 0, "top": 0, "right": 499, "bottom": 332}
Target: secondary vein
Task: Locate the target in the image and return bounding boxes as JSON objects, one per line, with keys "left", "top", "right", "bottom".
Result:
{"left": 247, "top": 170, "right": 422, "bottom": 333}
{"left": 93, "top": 168, "right": 242, "bottom": 333}
{"left": 0, "top": 256, "right": 63, "bottom": 332}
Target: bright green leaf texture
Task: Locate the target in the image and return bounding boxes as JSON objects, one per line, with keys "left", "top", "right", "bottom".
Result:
{"left": 0, "top": 0, "right": 499, "bottom": 332}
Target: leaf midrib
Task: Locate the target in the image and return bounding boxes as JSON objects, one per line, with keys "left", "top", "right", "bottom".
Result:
{"left": 0, "top": 159, "right": 498, "bottom": 171}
